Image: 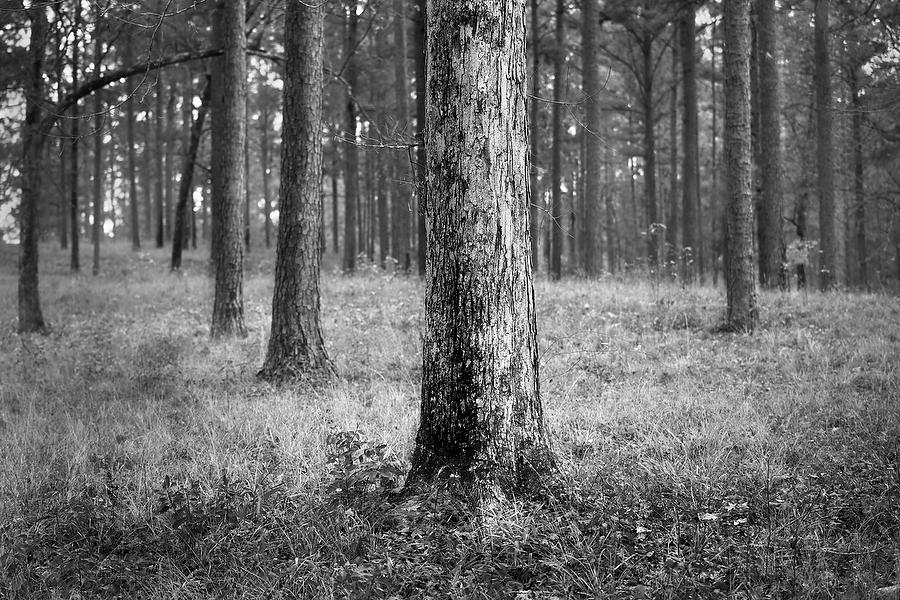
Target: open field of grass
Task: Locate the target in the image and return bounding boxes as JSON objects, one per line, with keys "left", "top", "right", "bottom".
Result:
{"left": 1, "top": 241, "right": 899, "bottom": 599}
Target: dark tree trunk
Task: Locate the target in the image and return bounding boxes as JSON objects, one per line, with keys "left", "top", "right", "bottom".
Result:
{"left": 756, "top": 0, "right": 785, "bottom": 289}
{"left": 261, "top": 105, "right": 272, "bottom": 249}
{"left": 549, "top": 0, "right": 564, "bottom": 280}
{"left": 529, "top": 0, "right": 541, "bottom": 272}
{"left": 581, "top": 0, "right": 601, "bottom": 276}
{"left": 392, "top": 0, "right": 412, "bottom": 271}
{"left": 342, "top": 5, "right": 360, "bottom": 273}
{"left": 18, "top": 6, "right": 48, "bottom": 333}
{"left": 849, "top": 65, "right": 867, "bottom": 290}
{"left": 155, "top": 71, "right": 166, "bottom": 248}
{"left": 378, "top": 155, "right": 389, "bottom": 268}
{"left": 667, "top": 36, "right": 678, "bottom": 272}
{"left": 69, "top": 0, "right": 81, "bottom": 271}
{"left": 259, "top": 0, "right": 334, "bottom": 381}
{"left": 56, "top": 23, "right": 67, "bottom": 252}
{"left": 814, "top": 0, "right": 837, "bottom": 290}
{"left": 92, "top": 9, "right": 104, "bottom": 276}
{"left": 165, "top": 88, "right": 176, "bottom": 243}
{"left": 414, "top": 0, "right": 428, "bottom": 277}
{"left": 125, "top": 38, "right": 141, "bottom": 251}
{"left": 641, "top": 37, "right": 659, "bottom": 271}
{"left": 172, "top": 78, "right": 211, "bottom": 271}
{"left": 407, "top": 0, "right": 556, "bottom": 501}
{"left": 210, "top": 0, "right": 248, "bottom": 337}
{"left": 331, "top": 163, "right": 339, "bottom": 254}
{"left": 680, "top": 9, "right": 700, "bottom": 284}
{"left": 244, "top": 96, "right": 251, "bottom": 252}
{"left": 723, "top": 0, "right": 758, "bottom": 332}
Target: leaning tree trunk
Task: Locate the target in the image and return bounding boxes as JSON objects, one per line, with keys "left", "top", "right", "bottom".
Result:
{"left": 814, "top": 0, "right": 836, "bottom": 290}
{"left": 407, "top": 0, "right": 556, "bottom": 501}
{"left": 723, "top": 0, "right": 758, "bottom": 332}
{"left": 18, "top": 6, "right": 47, "bottom": 333}
{"left": 209, "top": 0, "right": 247, "bottom": 338}
{"left": 757, "top": 0, "right": 786, "bottom": 290}
{"left": 581, "top": 0, "right": 601, "bottom": 276}
{"left": 680, "top": 8, "right": 700, "bottom": 285}
{"left": 259, "top": 0, "right": 334, "bottom": 381}
{"left": 342, "top": 5, "right": 360, "bottom": 273}
{"left": 549, "top": 0, "right": 564, "bottom": 280}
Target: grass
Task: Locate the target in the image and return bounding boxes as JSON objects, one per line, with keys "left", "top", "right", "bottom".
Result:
{"left": 0, "top": 240, "right": 899, "bottom": 599}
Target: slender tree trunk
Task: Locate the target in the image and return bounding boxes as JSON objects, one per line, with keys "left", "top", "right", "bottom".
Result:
{"left": 408, "top": 0, "right": 556, "bottom": 501}
{"left": 723, "top": 0, "right": 758, "bottom": 332}
{"left": 710, "top": 19, "right": 718, "bottom": 286}
{"left": 529, "top": 0, "right": 541, "bottom": 272}
{"left": 165, "top": 90, "right": 176, "bottom": 243}
{"left": 549, "top": 0, "right": 564, "bottom": 280}
{"left": 92, "top": 11, "right": 104, "bottom": 276}
{"left": 172, "top": 79, "right": 211, "bottom": 270}
{"left": 261, "top": 104, "right": 272, "bottom": 249}
{"left": 342, "top": 5, "right": 360, "bottom": 273}
{"left": 849, "top": 65, "right": 867, "bottom": 290}
{"left": 56, "top": 25, "right": 68, "bottom": 252}
{"left": 582, "top": 0, "right": 601, "bottom": 276}
{"left": 604, "top": 145, "right": 617, "bottom": 273}
{"left": 125, "top": 37, "right": 141, "bottom": 251}
{"left": 259, "top": 0, "right": 334, "bottom": 380}
{"left": 815, "top": 0, "right": 837, "bottom": 290}
{"left": 667, "top": 36, "right": 678, "bottom": 273}
{"left": 18, "top": 6, "right": 48, "bottom": 333}
{"left": 69, "top": 0, "right": 81, "bottom": 271}
{"left": 414, "top": 0, "right": 427, "bottom": 276}
{"left": 244, "top": 96, "right": 251, "bottom": 252}
{"left": 756, "top": 0, "right": 785, "bottom": 289}
{"left": 680, "top": 9, "right": 700, "bottom": 284}
{"left": 641, "top": 37, "right": 659, "bottom": 271}
{"left": 392, "top": 0, "right": 412, "bottom": 271}
{"left": 331, "top": 163, "right": 339, "bottom": 254}
{"left": 378, "top": 155, "right": 389, "bottom": 268}
{"left": 155, "top": 72, "right": 166, "bottom": 248}
{"left": 209, "top": 0, "right": 248, "bottom": 337}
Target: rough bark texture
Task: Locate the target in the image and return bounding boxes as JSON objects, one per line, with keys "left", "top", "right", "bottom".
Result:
{"left": 849, "top": 65, "right": 867, "bottom": 290}
{"left": 723, "top": 0, "right": 758, "bottom": 332}
{"left": 172, "top": 79, "right": 211, "bottom": 271}
{"left": 814, "top": 0, "right": 836, "bottom": 290}
{"left": 407, "top": 0, "right": 556, "bottom": 501}
{"left": 680, "top": 9, "right": 700, "bottom": 284}
{"left": 549, "top": 0, "right": 564, "bottom": 280}
{"left": 414, "top": 0, "right": 428, "bottom": 277}
{"left": 210, "top": 0, "right": 247, "bottom": 338}
{"left": 261, "top": 105, "right": 272, "bottom": 249}
{"left": 92, "top": 12, "right": 103, "bottom": 276}
{"left": 69, "top": 0, "right": 81, "bottom": 272}
{"left": 641, "top": 37, "right": 659, "bottom": 270}
{"left": 529, "top": 0, "right": 541, "bottom": 272}
{"left": 392, "top": 0, "right": 412, "bottom": 271}
{"left": 756, "top": 0, "right": 785, "bottom": 290}
{"left": 581, "top": 0, "right": 601, "bottom": 276}
{"left": 342, "top": 5, "right": 360, "bottom": 273}
{"left": 259, "top": 1, "right": 334, "bottom": 381}
{"left": 18, "top": 6, "right": 47, "bottom": 333}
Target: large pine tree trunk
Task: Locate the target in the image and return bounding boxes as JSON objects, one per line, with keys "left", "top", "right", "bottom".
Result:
{"left": 259, "top": 0, "right": 333, "bottom": 381}
{"left": 391, "top": 0, "right": 412, "bottom": 272}
{"left": 549, "top": 0, "right": 564, "bottom": 280}
{"left": 18, "top": 6, "right": 47, "bottom": 333}
{"left": 407, "top": 0, "right": 556, "bottom": 501}
{"left": 756, "top": 0, "right": 785, "bottom": 289}
{"left": 210, "top": 0, "right": 248, "bottom": 337}
{"left": 723, "top": 0, "right": 758, "bottom": 332}
{"left": 680, "top": 8, "right": 700, "bottom": 284}
{"left": 814, "top": 0, "right": 837, "bottom": 290}
{"left": 342, "top": 5, "right": 360, "bottom": 273}
{"left": 581, "top": 0, "right": 601, "bottom": 276}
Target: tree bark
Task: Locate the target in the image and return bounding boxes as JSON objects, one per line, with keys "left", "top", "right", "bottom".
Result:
{"left": 342, "top": 5, "right": 360, "bottom": 273}
{"left": 723, "top": 0, "right": 758, "bottom": 332}
{"left": 413, "top": 0, "right": 428, "bottom": 277}
{"left": 581, "top": 0, "right": 601, "bottom": 276}
{"left": 69, "top": 0, "right": 81, "bottom": 271}
{"left": 259, "top": 0, "right": 334, "bottom": 381}
{"left": 392, "top": 0, "right": 412, "bottom": 271}
{"left": 529, "top": 0, "right": 541, "bottom": 272}
{"left": 756, "top": 0, "right": 785, "bottom": 289}
{"left": 125, "top": 38, "right": 141, "bottom": 251}
{"left": 172, "top": 78, "right": 211, "bottom": 271}
{"left": 849, "top": 64, "right": 867, "bottom": 290}
{"left": 549, "top": 0, "right": 564, "bottom": 280}
{"left": 261, "top": 104, "right": 272, "bottom": 249}
{"left": 407, "top": 0, "right": 556, "bottom": 501}
{"left": 641, "top": 37, "right": 659, "bottom": 271}
{"left": 18, "top": 5, "right": 48, "bottom": 333}
{"left": 209, "top": 0, "right": 248, "bottom": 337}
{"left": 165, "top": 86, "right": 176, "bottom": 243}
{"left": 680, "top": 9, "right": 700, "bottom": 284}
{"left": 153, "top": 72, "right": 165, "bottom": 248}
{"left": 92, "top": 8, "right": 104, "bottom": 276}
{"left": 814, "top": 0, "right": 836, "bottom": 290}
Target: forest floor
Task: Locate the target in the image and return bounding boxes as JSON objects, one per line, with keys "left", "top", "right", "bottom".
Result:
{"left": 0, "top": 241, "right": 899, "bottom": 599}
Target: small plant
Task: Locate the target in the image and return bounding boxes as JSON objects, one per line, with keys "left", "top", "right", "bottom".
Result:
{"left": 325, "top": 430, "right": 406, "bottom": 500}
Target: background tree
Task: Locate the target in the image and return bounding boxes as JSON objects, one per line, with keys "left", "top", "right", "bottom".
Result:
{"left": 815, "top": 0, "right": 837, "bottom": 290}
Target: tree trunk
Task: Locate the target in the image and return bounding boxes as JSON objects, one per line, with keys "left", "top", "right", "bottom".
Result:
{"left": 667, "top": 36, "right": 678, "bottom": 273}
{"left": 680, "top": 9, "right": 700, "bottom": 284}
{"left": 259, "top": 0, "right": 334, "bottom": 381}
{"left": 849, "top": 64, "right": 867, "bottom": 290}
{"left": 125, "top": 37, "right": 141, "bottom": 251}
{"left": 331, "top": 163, "right": 339, "bottom": 254}
{"left": 261, "top": 104, "right": 272, "bottom": 249}
{"left": 723, "top": 0, "right": 758, "bottom": 332}
{"left": 414, "top": 0, "right": 428, "bottom": 277}
{"left": 529, "top": 0, "right": 541, "bottom": 272}
{"left": 756, "top": 0, "right": 785, "bottom": 289}
{"left": 56, "top": 23, "right": 68, "bottom": 252}
{"left": 69, "top": 0, "right": 81, "bottom": 271}
{"left": 165, "top": 88, "right": 176, "bottom": 243}
{"left": 92, "top": 9, "right": 104, "bottom": 276}
{"left": 392, "top": 0, "right": 412, "bottom": 271}
{"left": 407, "top": 0, "right": 556, "bottom": 501}
{"left": 209, "top": 0, "right": 248, "bottom": 338}
{"left": 549, "top": 0, "right": 564, "bottom": 280}
{"left": 581, "top": 0, "right": 601, "bottom": 276}
{"left": 342, "top": 5, "right": 360, "bottom": 273}
{"left": 18, "top": 6, "right": 48, "bottom": 333}
{"left": 641, "top": 37, "right": 659, "bottom": 271}
{"left": 155, "top": 72, "right": 166, "bottom": 248}
{"left": 244, "top": 96, "right": 252, "bottom": 253}
{"left": 172, "top": 78, "right": 211, "bottom": 271}
{"left": 814, "top": 0, "right": 836, "bottom": 290}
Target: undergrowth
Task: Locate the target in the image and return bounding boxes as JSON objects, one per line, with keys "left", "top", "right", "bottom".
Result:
{"left": 0, "top": 242, "right": 898, "bottom": 599}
